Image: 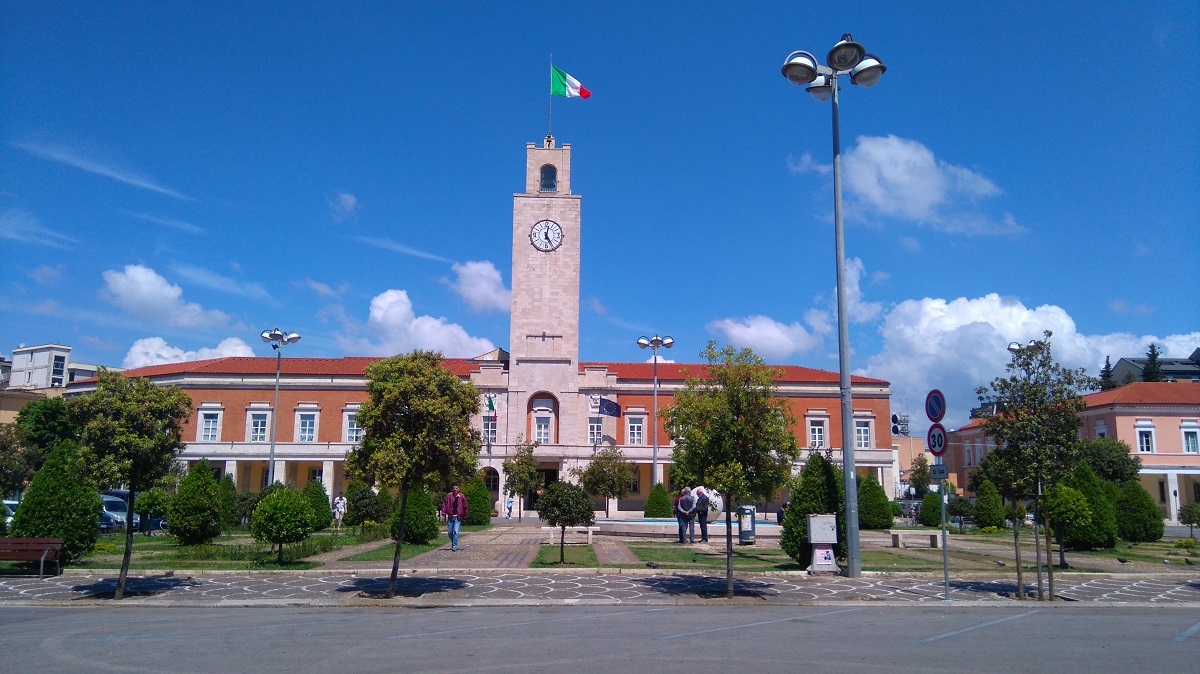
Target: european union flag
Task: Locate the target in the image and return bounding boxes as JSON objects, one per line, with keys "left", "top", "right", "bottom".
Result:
{"left": 598, "top": 397, "right": 621, "bottom": 418}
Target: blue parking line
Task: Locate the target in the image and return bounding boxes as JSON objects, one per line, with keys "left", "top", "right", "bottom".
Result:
{"left": 1171, "top": 619, "right": 1200, "bottom": 643}
{"left": 657, "top": 608, "right": 863, "bottom": 640}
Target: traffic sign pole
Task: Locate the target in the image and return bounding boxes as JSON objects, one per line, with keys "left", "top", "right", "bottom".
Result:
{"left": 940, "top": 456, "right": 950, "bottom": 602}
{"left": 925, "top": 389, "right": 951, "bottom": 602}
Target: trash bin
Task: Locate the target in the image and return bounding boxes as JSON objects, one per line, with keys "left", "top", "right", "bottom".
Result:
{"left": 737, "top": 506, "right": 756, "bottom": 545}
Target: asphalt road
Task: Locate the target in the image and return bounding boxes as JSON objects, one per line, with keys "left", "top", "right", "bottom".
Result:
{"left": 2, "top": 605, "right": 1197, "bottom": 673}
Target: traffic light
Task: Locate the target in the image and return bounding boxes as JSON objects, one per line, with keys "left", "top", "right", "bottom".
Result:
{"left": 891, "top": 414, "right": 901, "bottom": 435}
{"left": 890, "top": 413, "right": 909, "bottom": 436}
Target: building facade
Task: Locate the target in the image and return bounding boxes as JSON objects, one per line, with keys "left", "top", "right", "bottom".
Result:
{"left": 68, "top": 137, "right": 897, "bottom": 514}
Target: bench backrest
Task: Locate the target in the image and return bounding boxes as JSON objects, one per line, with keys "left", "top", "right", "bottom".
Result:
{"left": 0, "top": 538, "right": 65, "bottom": 551}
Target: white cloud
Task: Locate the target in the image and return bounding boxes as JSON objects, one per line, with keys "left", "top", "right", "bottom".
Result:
{"left": 351, "top": 236, "right": 453, "bottom": 263}
{"left": 336, "top": 289, "right": 495, "bottom": 358}
{"left": 899, "top": 236, "right": 921, "bottom": 252}
{"left": 101, "top": 264, "right": 231, "bottom": 328}
{"left": 860, "top": 292, "right": 1200, "bottom": 430}
{"left": 303, "top": 278, "right": 348, "bottom": 298}
{"left": 797, "top": 135, "right": 1021, "bottom": 236}
{"left": 29, "top": 265, "right": 65, "bottom": 285}
{"left": 13, "top": 141, "right": 193, "bottom": 201}
{"left": 121, "top": 211, "right": 203, "bottom": 235}
{"left": 0, "top": 208, "right": 76, "bottom": 249}
{"left": 447, "top": 260, "right": 510, "bottom": 313}
{"left": 329, "top": 191, "right": 359, "bottom": 221}
{"left": 706, "top": 315, "right": 822, "bottom": 360}
{"left": 122, "top": 336, "right": 254, "bottom": 368}
{"left": 171, "top": 263, "right": 273, "bottom": 301}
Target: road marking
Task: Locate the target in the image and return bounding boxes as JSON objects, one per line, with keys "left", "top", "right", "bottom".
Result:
{"left": 656, "top": 608, "right": 863, "bottom": 640}
{"left": 917, "top": 610, "right": 1042, "bottom": 644}
{"left": 385, "top": 607, "right": 668, "bottom": 640}
{"left": 1171, "top": 619, "right": 1200, "bottom": 643}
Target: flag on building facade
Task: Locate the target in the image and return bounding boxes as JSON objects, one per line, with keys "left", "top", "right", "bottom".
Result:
{"left": 551, "top": 66, "right": 591, "bottom": 99}
{"left": 598, "top": 397, "right": 621, "bottom": 418}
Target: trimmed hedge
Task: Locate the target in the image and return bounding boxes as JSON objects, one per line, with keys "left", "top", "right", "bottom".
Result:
{"left": 302, "top": 480, "right": 334, "bottom": 531}
{"left": 643, "top": 483, "right": 672, "bottom": 518}
{"left": 1062, "top": 462, "right": 1116, "bottom": 550}
{"left": 463, "top": 476, "right": 493, "bottom": 525}
{"left": 972, "top": 480, "right": 1006, "bottom": 529}
{"left": 857, "top": 473, "right": 893, "bottom": 530}
{"left": 919, "top": 491, "right": 943, "bottom": 527}
{"left": 392, "top": 489, "right": 439, "bottom": 544}
{"left": 1115, "top": 480, "right": 1164, "bottom": 542}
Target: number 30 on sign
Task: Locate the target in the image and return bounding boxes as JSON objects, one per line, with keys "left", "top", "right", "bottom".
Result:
{"left": 927, "top": 423, "right": 947, "bottom": 457}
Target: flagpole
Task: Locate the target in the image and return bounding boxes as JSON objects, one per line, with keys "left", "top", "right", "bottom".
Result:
{"left": 547, "top": 54, "right": 553, "bottom": 138}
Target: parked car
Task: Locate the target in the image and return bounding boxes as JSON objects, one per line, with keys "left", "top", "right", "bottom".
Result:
{"left": 100, "top": 495, "right": 140, "bottom": 533}
{"left": 3, "top": 500, "right": 18, "bottom": 529}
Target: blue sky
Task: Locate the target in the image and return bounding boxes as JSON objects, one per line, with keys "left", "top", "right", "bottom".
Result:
{"left": 3, "top": 2, "right": 1197, "bottom": 430}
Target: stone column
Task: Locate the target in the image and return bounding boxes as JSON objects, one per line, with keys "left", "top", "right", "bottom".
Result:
{"left": 1167, "top": 471, "right": 1181, "bottom": 523}
{"left": 224, "top": 461, "right": 238, "bottom": 492}
{"left": 273, "top": 460, "right": 288, "bottom": 488}
{"left": 322, "top": 460, "right": 335, "bottom": 504}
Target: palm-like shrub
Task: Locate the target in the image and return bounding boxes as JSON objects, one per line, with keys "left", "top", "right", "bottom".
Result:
{"left": 643, "top": 483, "right": 672, "bottom": 518}
{"left": 10, "top": 441, "right": 100, "bottom": 564}
{"left": 251, "top": 487, "right": 315, "bottom": 564}
{"left": 169, "top": 459, "right": 221, "bottom": 545}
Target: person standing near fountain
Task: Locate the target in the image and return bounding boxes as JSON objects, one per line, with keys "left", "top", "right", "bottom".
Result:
{"left": 694, "top": 487, "right": 710, "bottom": 543}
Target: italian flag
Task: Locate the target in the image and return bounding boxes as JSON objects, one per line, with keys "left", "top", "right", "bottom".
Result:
{"left": 551, "top": 66, "right": 591, "bottom": 99}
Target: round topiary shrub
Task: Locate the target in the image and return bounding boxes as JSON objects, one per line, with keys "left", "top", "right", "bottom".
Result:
{"left": 391, "top": 489, "right": 439, "bottom": 544}
{"left": 643, "top": 483, "right": 672, "bottom": 518}
{"left": 251, "top": 487, "right": 315, "bottom": 564}
{"left": 972, "top": 480, "right": 1006, "bottom": 529}
{"left": 856, "top": 473, "right": 893, "bottom": 530}
{"left": 1115, "top": 480, "right": 1164, "bottom": 542}
{"left": 301, "top": 480, "right": 334, "bottom": 531}
{"left": 919, "top": 491, "right": 943, "bottom": 527}
{"left": 1180, "top": 502, "right": 1200, "bottom": 537}
{"left": 169, "top": 459, "right": 221, "bottom": 545}
{"left": 463, "top": 476, "right": 492, "bottom": 525}
{"left": 10, "top": 441, "right": 100, "bottom": 565}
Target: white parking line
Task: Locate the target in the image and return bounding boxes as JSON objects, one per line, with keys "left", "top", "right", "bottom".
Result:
{"left": 656, "top": 608, "right": 864, "bottom": 640}
{"left": 917, "top": 610, "right": 1042, "bottom": 644}
{"left": 385, "top": 607, "right": 669, "bottom": 640}
{"left": 1171, "top": 618, "right": 1200, "bottom": 643}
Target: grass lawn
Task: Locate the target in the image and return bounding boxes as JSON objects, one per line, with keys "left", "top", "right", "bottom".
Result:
{"left": 625, "top": 543, "right": 803, "bottom": 572}
{"left": 1068, "top": 539, "right": 1198, "bottom": 565}
{"left": 531, "top": 544, "right": 599, "bottom": 567}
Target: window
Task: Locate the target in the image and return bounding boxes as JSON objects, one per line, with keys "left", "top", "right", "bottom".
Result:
{"left": 309, "top": 468, "right": 323, "bottom": 483}
{"left": 249, "top": 413, "right": 269, "bottom": 443}
{"left": 483, "top": 416, "right": 497, "bottom": 444}
{"left": 200, "top": 413, "right": 220, "bottom": 442}
{"left": 1138, "top": 430, "right": 1155, "bottom": 453}
{"left": 589, "top": 417, "right": 603, "bottom": 445}
{"left": 298, "top": 413, "right": 316, "bottom": 442}
{"left": 346, "top": 413, "right": 363, "bottom": 443}
{"left": 1159, "top": 481, "right": 1166, "bottom": 503}
{"left": 484, "top": 470, "right": 499, "bottom": 492}
{"left": 535, "top": 417, "right": 551, "bottom": 444}
{"left": 628, "top": 418, "right": 644, "bottom": 445}
{"left": 539, "top": 164, "right": 557, "bottom": 191}
{"left": 1095, "top": 420, "right": 1107, "bottom": 439}
{"left": 626, "top": 473, "right": 641, "bottom": 495}
{"left": 1194, "top": 483, "right": 1200, "bottom": 502}
{"left": 51, "top": 355, "right": 66, "bottom": 387}
{"left": 1183, "top": 424, "right": 1199, "bottom": 454}
{"left": 855, "top": 421, "right": 871, "bottom": 449}
{"left": 809, "top": 421, "right": 826, "bottom": 449}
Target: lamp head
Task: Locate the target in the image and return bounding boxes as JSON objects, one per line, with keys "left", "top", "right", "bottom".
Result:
{"left": 285, "top": 332, "right": 301, "bottom": 344}
{"left": 781, "top": 50, "right": 819, "bottom": 86}
{"left": 850, "top": 53, "right": 886, "bottom": 87}
{"left": 261, "top": 330, "right": 273, "bottom": 343}
{"left": 1007, "top": 342, "right": 1022, "bottom": 355}
{"left": 807, "top": 74, "right": 834, "bottom": 102}
{"left": 662, "top": 336, "right": 674, "bottom": 349}
{"left": 637, "top": 336, "right": 651, "bottom": 349}
{"left": 827, "top": 34, "right": 865, "bottom": 72}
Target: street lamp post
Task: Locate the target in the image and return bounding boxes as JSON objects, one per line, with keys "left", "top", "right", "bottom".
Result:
{"left": 782, "top": 35, "right": 887, "bottom": 578}
{"left": 637, "top": 335, "right": 674, "bottom": 485}
{"left": 261, "top": 328, "right": 301, "bottom": 486}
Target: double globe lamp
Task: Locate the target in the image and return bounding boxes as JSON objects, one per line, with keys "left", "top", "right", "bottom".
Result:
{"left": 261, "top": 328, "right": 301, "bottom": 486}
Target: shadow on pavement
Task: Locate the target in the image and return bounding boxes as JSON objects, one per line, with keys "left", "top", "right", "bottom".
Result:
{"left": 336, "top": 575, "right": 469, "bottom": 599}
{"left": 633, "top": 574, "right": 774, "bottom": 599}
{"left": 71, "top": 573, "right": 197, "bottom": 599}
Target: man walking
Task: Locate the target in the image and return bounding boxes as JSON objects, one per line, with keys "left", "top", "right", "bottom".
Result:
{"left": 332, "top": 491, "right": 347, "bottom": 531}
{"left": 676, "top": 487, "right": 696, "bottom": 543}
{"left": 440, "top": 485, "right": 469, "bottom": 552}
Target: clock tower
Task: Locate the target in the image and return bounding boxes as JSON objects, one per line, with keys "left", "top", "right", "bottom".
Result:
{"left": 509, "top": 135, "right": 580, "bottom": 364}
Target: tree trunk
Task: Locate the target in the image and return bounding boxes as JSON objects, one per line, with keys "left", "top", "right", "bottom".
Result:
{"left": 725, "top": 502, "right": 734, "bottom": 599}
{"left": 1032, "top": 508, "right": 1044, "bottom": 601}
{"left": 1011, "top": 501, "right": 1024, "bottom": 600}
{"left": 278, "top": 542, "right": 284, "bottom": 565}
{"left": 1044, "top": 502, "right": 1054, "bottom": 601}
{"left": 560, "top": 526, "right": 566, "bottom": 564}
{"left": 518, "top": 495, "right": 523, "bottom": 523}
{"left": 115, "top": 483, "right": 137, "bottom": 600}
{"left": 387, "top": 488, "right": 411, "bottom": 599}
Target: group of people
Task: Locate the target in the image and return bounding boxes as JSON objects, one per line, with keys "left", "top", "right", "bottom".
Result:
{"left": 673, "top": 487, "right": 710, "bottom": 543}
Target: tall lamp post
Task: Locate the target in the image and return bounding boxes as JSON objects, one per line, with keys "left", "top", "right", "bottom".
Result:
{"left": 637, "top": 335, "right": 674, "bottom": 485}
{"left": 261, "top": 328, "right": 301, "bottom": 486}
{"left": 781, "top": 35, "right": 887, "bottom": 578}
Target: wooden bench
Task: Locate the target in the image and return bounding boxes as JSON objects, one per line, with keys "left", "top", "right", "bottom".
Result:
{"left": 885, "top": 530, "right": 939, "bottom": 549}
{"left": 0, "top": 538, "right": 64, "bottom": 578}
{"left": 540, "top": 526, "right": 599, "bottom": 545}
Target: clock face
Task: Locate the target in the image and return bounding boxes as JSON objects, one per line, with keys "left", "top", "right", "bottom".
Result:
{"left": 529, "top": 220, "right": 563, "bottom": 251}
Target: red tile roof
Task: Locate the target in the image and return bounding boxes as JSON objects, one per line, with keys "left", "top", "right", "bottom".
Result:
{"left": 1084, "top": 381, "right": 1200, "bottom": 407}
{"left": 581, "top": 361, "right": 888, "bottom": 385}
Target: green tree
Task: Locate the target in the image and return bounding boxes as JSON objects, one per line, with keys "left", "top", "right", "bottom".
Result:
{"left": 1141, "top": 343, "right": 1165, "bottom": 382}
{"left": 217, "top": 474, "right": 240, "bottom": 530}
{"left": 1098, "top": 356, "right": 1117, "bottom": 391}
{"left": 67, "top": 370, "right": 193, "bottom": 599}
{"left": 1046, "top": 484, "right": 1091, "bottom": 561}
{"left": 392, "top": 489, "right": 439, "bottom": 544}
{"left": 571, "top": 445, "right": 635, "bottom": 517}
{"left": 345, "top": 350, "right": 481, "bottom": 598}
{"left": 0, "top": 423, "right": 41, "bottom": 496}
{"left": 250, "top": 487, "right": 315, "bottom": 564}
{"left": 972, "top": 480, "right": 1006, "bottom": 529}
{"left": 1178, "top": 502, "right": 1200, "bottom": 538}
{"left": 501, "top": 437, "right": 540, "bottom": 522}
{"left": 169, "top": 459, "right": 221, "bottom": 545}
{"left": 975, "top": 331, "right": 1095, "bottom": 601}
{"left": 10, "top": 441, "right": 100, "bottom": 564}
{"left": 301, "top": 480, "right": 334, "bottom": 531}
{"left": 643, "top": 482, "right": 672, "bottom": 517}
{"left": 856, "top": 473, "right": 892, "bottom": 530}
{"left": 1114, "top": 480, "right": 1164, "bottom": 542}
{"left": 780, "top": 452, "right": 843, "bottom": 567}
{"left": 16, "top": 396, "right": 78, "bottom": 453}
{"left": 908, "top": 453, "right": 931, "bottom": 497}
{"left": 1061, "top": 462, "right": 1117, "bottom": 552}
{"left": 948, "top": 495, "right": 973, "bottom": 534}
{"left": 666, "top": 342, "right": 800, "bottom": 596}
{"left": 918, "top": 491, "right": 943, "bottom": 527}
{"left": 375, "top": 489, "right": 396, "bottom": 523}
{"left": 462, "top": 475, "right": 492, "bottom": 525}
{"left": 342, "top": 481, "right": 378, "bottom": 528}
{"left": 134, "top": 487, "right": 171, "bottom": 536}
{"left": 536, "top": 480, "right": 596, "bottom": 564}
{"left": 1075, "top": 438, "right": 1141, "bottom": 484}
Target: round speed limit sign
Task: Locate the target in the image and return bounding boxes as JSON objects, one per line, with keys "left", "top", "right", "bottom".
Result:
{"left": 927, "top": 423, "right": 948, "bottom": 457}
